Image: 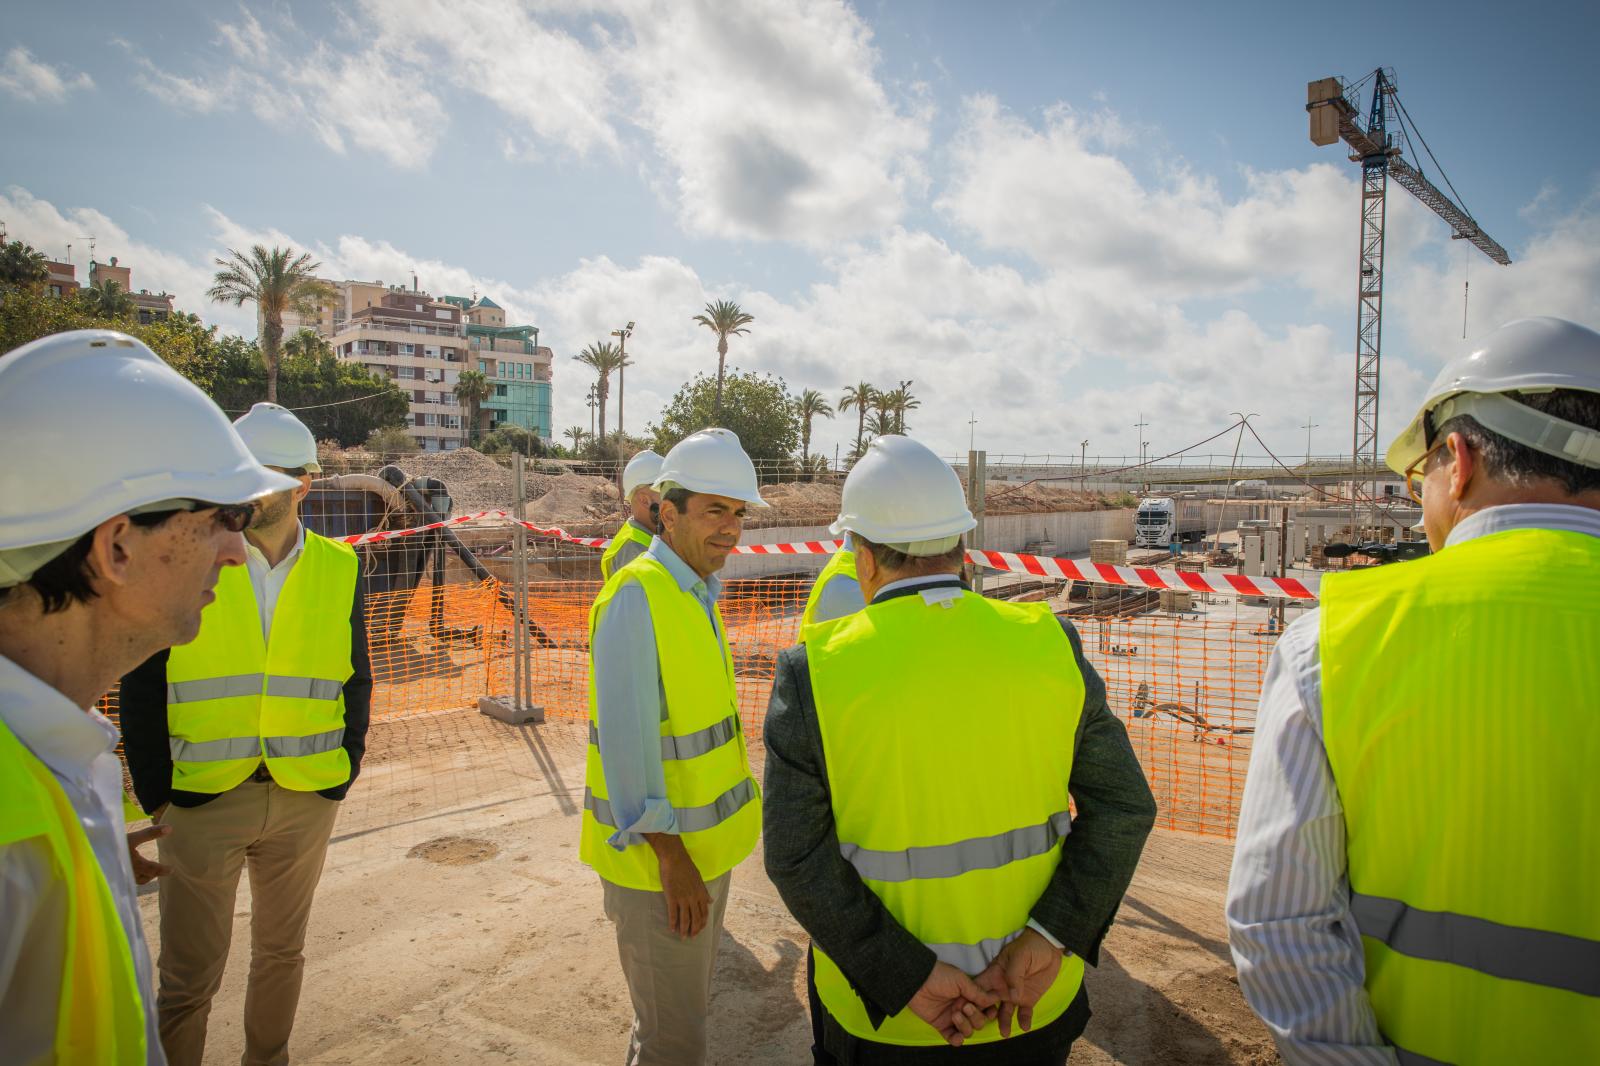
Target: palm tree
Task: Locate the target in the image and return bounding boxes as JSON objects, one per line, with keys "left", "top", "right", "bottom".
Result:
{"left": 0, "top": 240, "right": 49, "bottom": 288}
{"left": 865, "top": 409, "right": 895, "bottom": 439}
{"left": 839, "top": 381, "right": 877, "bottom": 457}
{"left": 563, "top": 425, "right": 590, "bottom": 451}
{"left": 284, "top": 326, "right": 332, "bottom": 362}
{"left": 794, "top": 389, "right": 834, "bottom": 466}
{"left": 208, "top": 245, "right": 334, "bottom": 403}
{"left": 573, "top": 341, "right": 626, "bottom": 440}
{"left": 81, "top": 279, "right": 134, "bottom": 318}
{"left": 879, "top": 380, "right": 920, "bottom": 434}
{"left": 453, "top": 368, "right": 492, "bottom": 444}
{"left": 691, "top": 300, "right": 754, "bottom": 421}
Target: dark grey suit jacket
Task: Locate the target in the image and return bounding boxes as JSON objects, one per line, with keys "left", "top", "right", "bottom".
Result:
{"left": 761, "top": 577, "right": 1157, "bottom": 1026}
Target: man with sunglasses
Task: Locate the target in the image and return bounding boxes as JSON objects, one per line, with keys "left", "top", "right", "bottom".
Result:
{"left": 0, "top": 330, "right": 299, "bottom": 1064}
{"left": 1227, "top": 317, "right": 1600, "bottom": 1065}
{"left": 120, "top": 402, "right": 373, "bottom": 1066}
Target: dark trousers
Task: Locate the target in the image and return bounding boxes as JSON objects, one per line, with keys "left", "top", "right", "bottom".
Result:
{"left": 808, "top": 946, "right": 1091, "bottom": 1066}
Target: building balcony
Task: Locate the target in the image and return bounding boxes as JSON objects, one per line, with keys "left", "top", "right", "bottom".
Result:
{"left": 338, "top": 320, "right": 464, "bottom": 339}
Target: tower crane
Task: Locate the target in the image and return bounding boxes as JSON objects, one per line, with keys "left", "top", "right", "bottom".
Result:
{"left": 1307, "top": 69, "right": 1510, "bottom": 534}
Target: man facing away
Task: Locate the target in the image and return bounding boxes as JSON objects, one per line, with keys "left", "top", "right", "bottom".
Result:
{"left": 601, "top": 449, "right": 664, "bottom": 581}
{"left": 765, "top": 434, "right": 1157, "bottom": 1065}
{"left": 0, "top": 330, "right": 297, "bottom": 1065}
{"left": 1228, "top": 316, "right": 1600, "bottom": 1064}
{"left": 799, "top": 533, "right": 864, "bottom": 629}
{"left": 580, "top": 428, "right": 767, "bottom": 1065}
{"left": 119, "top": 402, "right": 372, "bottom": 1066}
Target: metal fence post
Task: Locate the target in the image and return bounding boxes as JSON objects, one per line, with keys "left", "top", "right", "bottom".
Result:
{"left": 481, "top": 456, "right": 544, "bottom": 724}
{"left": 967, "top": 449, "right": 986, "bottom": 595}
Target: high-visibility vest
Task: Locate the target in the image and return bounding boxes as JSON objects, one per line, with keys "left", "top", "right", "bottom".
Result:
{"left": 0, "top": 718, "right": 147, "bottom": 1065}
{"left": 579, "top": 555, "right": 761, "bottom": 890}
{"left": 600, "top": 521, "right": 654, "bottom": 581}
{"left": 1321, "top": 526, "right": 1600, "bottom": 1065}
{"left": 800, "top": 549, "right": 859, "bottom": 632}
{"left": 165, "top": 531, "right": 358, "bottom": 794}
{"left": 806, "top": 588, "right": 1087, "bottom": 1046}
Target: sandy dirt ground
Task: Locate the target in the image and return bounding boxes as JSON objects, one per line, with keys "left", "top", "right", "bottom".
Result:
{"left": 136, "top": 710, "right": 1278, "bottom": 1065}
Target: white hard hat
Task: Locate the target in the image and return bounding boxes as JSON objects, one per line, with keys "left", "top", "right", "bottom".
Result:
{"left": 1386, "top": 317, "right": 1600, "bottom": 476}
{"left": 622, "top": 450, "right": 664, "bottom": 498}
{"left": 0, "top": 330, "right": 298, "bottom": 566}
{"left": 653, "top": 428, "right": 769, "bottom": 507}
{"left": 831, "top": 435, "right": 975, "bottom": 554}
{"left": 233, "top": 402, "right": 321, "bottom": 472}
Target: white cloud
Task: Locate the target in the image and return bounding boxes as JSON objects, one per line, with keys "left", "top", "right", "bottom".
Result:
{"left": 620, "top": 0, "right": 931, "bottom": 243}
{"left": 0, "top": 46, "right": 93, "bottom": 103}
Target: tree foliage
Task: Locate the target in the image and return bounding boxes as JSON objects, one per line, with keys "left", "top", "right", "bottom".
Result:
{"left": 0, "top": 240, "right": 49, "bottom": 288}
{"left": 573, "top": 341, "right": 626, "bottom": 440}
{"left": 692, "top": 299, "right": 755, "bottom": 421}
{"left": 453, "top": 368, "right": 492, "bottom": 443}
{"left": 478, "top": 424, "right": 547, "bottom": 458}
{"left": 208, "top": 245, "right": 334, "bottom": 404}
{"left": 650, "top": 369, "right": 799, "bottom": 464}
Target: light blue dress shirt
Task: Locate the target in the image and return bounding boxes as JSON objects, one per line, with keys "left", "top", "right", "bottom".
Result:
{"left": 592, "top": 537, "right": 725, "bottom": 849}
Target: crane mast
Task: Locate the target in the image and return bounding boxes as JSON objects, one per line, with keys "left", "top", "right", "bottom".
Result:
{"left": 1307, "top": 70, "right": 1510, "bottom": 535}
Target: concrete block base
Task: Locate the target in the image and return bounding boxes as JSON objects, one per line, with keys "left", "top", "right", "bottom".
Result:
{"left": 478, "top": 696, "right": 545, "bottom": 725}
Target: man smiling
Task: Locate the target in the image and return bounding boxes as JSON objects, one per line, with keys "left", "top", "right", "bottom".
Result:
{"left": 580, "top": 428, "right": 767, "bottom": 1065}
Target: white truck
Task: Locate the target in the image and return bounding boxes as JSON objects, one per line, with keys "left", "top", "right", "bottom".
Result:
{"left": 1134, "top": 496, "right": 1207, "bottom": 549}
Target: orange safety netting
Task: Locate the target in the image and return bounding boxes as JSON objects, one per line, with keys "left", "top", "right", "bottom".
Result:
{"left": 102, "top": 576, "right": 1272, "bottom": 839}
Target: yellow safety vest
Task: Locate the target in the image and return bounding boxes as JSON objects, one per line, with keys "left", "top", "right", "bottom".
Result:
{"left": 800, "top": 549, "right": 858, "bottom": 632}
{"left": 600, "top": 521, "right": 655, "bottom": 581}
{"left": 165, "top": 531, "right": 358, "bottom": 794}
{"left": 806, "top": 587, "right": 1087, "bottom": 1046}
{"left": 0, "top": 719, "right": 146, "bottom": 1065}
{"left": 579, "top": 555, "right": 761, "bottom": 890}
{"left": 1321, "top": 526, "right": 1600, "bottom": 1065}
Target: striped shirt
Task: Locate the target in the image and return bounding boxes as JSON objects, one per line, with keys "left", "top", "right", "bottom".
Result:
{"left": 1225, "top": 503, "right": 1600, "bottom": 1065}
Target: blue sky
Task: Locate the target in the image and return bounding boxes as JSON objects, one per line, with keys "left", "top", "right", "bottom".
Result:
{"left": 4, "top": 0, "right": 1597, "bottom": 461}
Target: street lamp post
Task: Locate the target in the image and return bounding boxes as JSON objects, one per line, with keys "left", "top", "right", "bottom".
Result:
{"left": 611, "top": 321, "right": 634, "bottom": 447}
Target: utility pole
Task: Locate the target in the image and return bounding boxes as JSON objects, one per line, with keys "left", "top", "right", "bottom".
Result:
{"left": 1134, "top": 413, "right": 1149, "bottom": 467}
{"left": 611, "top": 321, "right": 634, "bottom": 445}
{"left": 1301, "top": 417, "right": 1320, "bottom": 466}
{"left": 1080, "top": 439, "right": 1088, "bottom": 473}
{"left": 587, "top": 384, "right": 596, "bottom": 439}
{"left": 968, "top": 411, "right": 978, "bottom": 453}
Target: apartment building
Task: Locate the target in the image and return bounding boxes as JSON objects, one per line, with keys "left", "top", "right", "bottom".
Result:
{"left": 88, "top": 257, "right": 174, "bottom": 323}
{"left": 43, "top": 259, "right": 79, "bottom": 297}
{"left": 327, "top": 286, "right": 471, "bottom": 451}
{"left": 441, "top": 295, "right": 553, "bottom": 442}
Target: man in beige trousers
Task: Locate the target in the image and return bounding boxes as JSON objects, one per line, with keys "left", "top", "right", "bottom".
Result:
{"left": 121, "top": 403, "right": 372, "bottom": 1066}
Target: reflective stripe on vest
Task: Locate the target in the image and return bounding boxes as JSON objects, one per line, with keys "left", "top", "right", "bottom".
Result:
{"left": 806, "top": 588, "right": 1087, "bottom": 1046}
{"left": 165, "top": 531, "right": 358, "bottom": 795}
{"left": 800, "top": 549, "right": 858, "bottom": 632}
{"left": 587, "top": 714, "right": 741, "bottom": 762}
{"left": 579, "top": 554, "right": 761, "bottom": 890}
{"left": 1322, "top": 527, "right": 1600, "bottom": 1065}
{"left": 0, "top": 719, "right": 147, "bottom": 1064}
{"left": 1351, "top": 893, "right": 1600, "bottom": 1000}
{"left": 600, "top": 522, "right": 654, "bottom": 580}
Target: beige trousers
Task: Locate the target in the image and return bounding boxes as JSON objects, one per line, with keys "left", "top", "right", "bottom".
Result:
{"left": 155, "top": 778, "right": 341, "bottom": 1066}
{"left": 602, "top": 871, "right": 733, "bottom": 1066}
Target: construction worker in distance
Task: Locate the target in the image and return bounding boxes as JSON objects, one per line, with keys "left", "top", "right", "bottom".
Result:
{"left": 601, "top": 449, "right": 664, "bottom": 580}
{"left": 765, "top": 434, "right": 1157, "bottom": 1065}
{"left": 0, "top": 330, "right": 297, "bottom": 1065}
{"left": 581, "top": 428, "right": 766, "bottom": 1065}
{"left": 1228, "top": 316, "right": 1600, "bottom": 1065}
{"left": 118, "top": 402, "right": 373, "bottom": 1066}
{"left": 799, "top": 533, "right": 864, "bottom": 628}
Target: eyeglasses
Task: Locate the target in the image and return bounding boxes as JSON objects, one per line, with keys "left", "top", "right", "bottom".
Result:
{"left": 208, "top": 503, "right": 258, "bottom": 533}
{"left": 128, "top": 499, "right": 258, "bottom": 533}
{"left": 1404, "top": 439, "right": 1447, "bottom": 504}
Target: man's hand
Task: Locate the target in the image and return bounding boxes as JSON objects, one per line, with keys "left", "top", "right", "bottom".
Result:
{"left": 127, "top": 823, "right": 172, "bottom": 885}
{"left": 646, "top": 834, "right": 710, "bottom": 938}
{"left": 975, "top": 928, "right": 1065, "bottom": 1038}
{"left": 907, "top": 961, "right": 998, "bottom": 1047}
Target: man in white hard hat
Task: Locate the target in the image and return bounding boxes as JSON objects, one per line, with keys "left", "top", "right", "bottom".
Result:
{"left": 799, "top": 534, "right": 864, "bottom": 629}
{"left": 1228, "top": 316, "right": 1600, "bottom": 1065}
{"left": 764, "top": 435, "right": 1156, "bottom": 1065}
{"left": 0, "top": 330, "right": 297, "bottom": 1065}
{"left": 602, "top": 449, "right": 664, "bottom": 580}
{"left": 118, "top": 402, "right": 373, "bottom": 1066}
{"left": 580, "top": 427, "right": 766, "bottom": 1065}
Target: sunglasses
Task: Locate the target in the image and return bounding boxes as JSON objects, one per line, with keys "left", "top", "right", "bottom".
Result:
{"left": 129, "top": 499, "right": 259, "bottom": 533}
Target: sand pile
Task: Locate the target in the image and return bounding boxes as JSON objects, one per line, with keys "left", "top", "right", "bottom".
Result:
{"left": 984, "top": 482, "right": 1105, "bottom": 516}
{"left": 523, "top": 475, "right": 620, "bottom": 526}
{"left": 758, "top": 481, "right": 843, "bottom": 526}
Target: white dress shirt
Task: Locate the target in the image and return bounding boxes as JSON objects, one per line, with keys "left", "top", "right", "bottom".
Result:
{"left": 1226, "top": 504, "right": 1600, "bottom": 1065}
{"left": 245, "top": 522, "right": 305, "bottom": 637}
{"left": 0, "top": 654, "right": 166, "bottom": 1065}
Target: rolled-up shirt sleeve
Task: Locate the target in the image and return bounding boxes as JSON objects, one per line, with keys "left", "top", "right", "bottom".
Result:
{"left": 592, "top": 580, "right": 677, "bottom": 848}
{"left": 1225, "top": 611, "right": 1395, "bottom": 1065}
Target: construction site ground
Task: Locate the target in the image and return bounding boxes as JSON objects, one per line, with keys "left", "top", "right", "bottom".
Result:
{"left": 133, "top": 710, "right": 1279, "bottom": 1065}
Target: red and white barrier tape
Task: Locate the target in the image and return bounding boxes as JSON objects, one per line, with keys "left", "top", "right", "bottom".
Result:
{"left": 339, "top": 513, "right": 1317, "bottom": 600}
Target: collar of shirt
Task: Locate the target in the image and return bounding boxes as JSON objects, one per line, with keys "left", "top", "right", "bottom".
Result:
{"left": 646, "top": 536, "right": 722, "bottom": 603}
{"left": 870, "top": 573, "right": 966, "bottom": 604}
{"left": 0, "top": 653, "right": 119, "bottom": 784}
{"left": 625, "top": 517, "right": 655, "bottom": 537}
{"left": 1444, "top": 502, "right": 1600, "bottom": 548}
{"left": 246, "top": 520, "right": 306, "bottom": 575}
